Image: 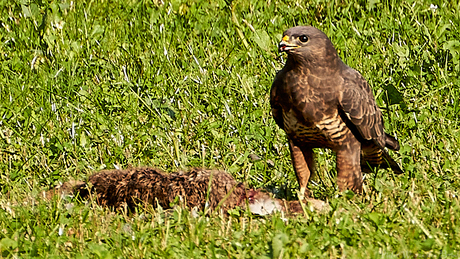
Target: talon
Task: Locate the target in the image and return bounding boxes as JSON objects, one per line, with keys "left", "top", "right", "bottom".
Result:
{"left": 298, "top": 187, "right": 306, "bottom": 200}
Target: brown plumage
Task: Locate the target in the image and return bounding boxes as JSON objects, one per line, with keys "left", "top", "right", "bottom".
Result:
{"left": 270, "top": 26, "right": 403, "bottom": 197}
{"left": 48, "top": 167, "right": 328, "bottom": 215}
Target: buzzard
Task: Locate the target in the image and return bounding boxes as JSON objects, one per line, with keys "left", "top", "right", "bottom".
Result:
{"left": 270, "top": 26, "right": 403, "bottom": 198}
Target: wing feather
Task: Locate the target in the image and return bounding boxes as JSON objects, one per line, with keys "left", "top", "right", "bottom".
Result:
{"left": 339, "top": 69, "right": 386, "bottom": 148}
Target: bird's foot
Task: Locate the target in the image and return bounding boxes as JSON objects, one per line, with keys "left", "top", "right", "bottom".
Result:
{"left": 298, "top": 187, "right": 308, "bottom": 201}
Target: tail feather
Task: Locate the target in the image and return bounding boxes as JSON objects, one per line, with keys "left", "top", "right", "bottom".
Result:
{"left": 382, "top": 149, "right": 404, "bottom": 174}
{"left": 385, "top": 133, "right": 400, "bottom": 151}
{"left": 361, "top": 143, "right": 403, "bottom": 174}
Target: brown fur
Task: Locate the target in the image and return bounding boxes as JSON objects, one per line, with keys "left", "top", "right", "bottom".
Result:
{"left": 71, "top": 168, "right": 246, "bottom": 212}
{"left": 49, "top": 167, "right": 328, "bottom": 215}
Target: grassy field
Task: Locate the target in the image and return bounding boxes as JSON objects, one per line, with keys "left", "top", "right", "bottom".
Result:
{"left": 1, "top": 0, "right": 460, "bottom": 257}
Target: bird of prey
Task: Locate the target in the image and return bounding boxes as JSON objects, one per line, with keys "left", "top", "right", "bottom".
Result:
{"left": 270, "top": 26, "right": 403, "bottom": 198}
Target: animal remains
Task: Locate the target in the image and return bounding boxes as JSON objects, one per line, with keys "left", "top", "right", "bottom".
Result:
{"left": 49, "top": 167, "right": 327, "bottom": 216}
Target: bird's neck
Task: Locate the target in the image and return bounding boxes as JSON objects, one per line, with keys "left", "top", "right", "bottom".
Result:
{"left": 286, "top": 51, "right": 343, "bottom": 76}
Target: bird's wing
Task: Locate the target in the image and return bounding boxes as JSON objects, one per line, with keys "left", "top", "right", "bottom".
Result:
{"left": 339, "top": 68, "right": 386, "bottom": 148}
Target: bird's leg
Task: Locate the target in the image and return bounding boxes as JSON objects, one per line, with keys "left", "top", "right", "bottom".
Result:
{"left": 289, "top": 140, "right": 315, "bottom": 200}
{"left": 336, "top": 137, "right": 363, "bottom": 193}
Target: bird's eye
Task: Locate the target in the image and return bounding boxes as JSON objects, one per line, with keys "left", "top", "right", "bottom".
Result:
{"left": 299, "top": 35, "right": 308, "bottom": 43}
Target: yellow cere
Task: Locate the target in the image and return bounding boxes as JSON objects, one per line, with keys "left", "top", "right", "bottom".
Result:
{"left": 282, "top": 35, "right": 289, "bottom": 42}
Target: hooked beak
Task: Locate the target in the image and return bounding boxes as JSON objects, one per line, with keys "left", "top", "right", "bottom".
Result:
{"left": 279, "top": 35, "right": 299, "bottom": 52}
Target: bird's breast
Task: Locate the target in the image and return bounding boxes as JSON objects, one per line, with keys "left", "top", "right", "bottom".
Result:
{"left": 282, "top": 109, "right": 351, "bottom": 149}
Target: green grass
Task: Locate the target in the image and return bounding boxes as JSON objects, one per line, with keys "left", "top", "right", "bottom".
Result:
{"left": 1, "top": 0, "right": 460, "bottom": 257}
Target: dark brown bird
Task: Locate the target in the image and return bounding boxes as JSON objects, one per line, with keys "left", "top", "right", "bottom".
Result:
{"left": 270, "top": 26, "right": 403, "bottom": 198}
{"left": 48, "top": 167, "right": 328, "bottom": 215}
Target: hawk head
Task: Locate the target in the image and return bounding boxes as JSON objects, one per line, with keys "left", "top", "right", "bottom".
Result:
{"left": 279, "top": 26, "right": 340, "bottom": 68}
